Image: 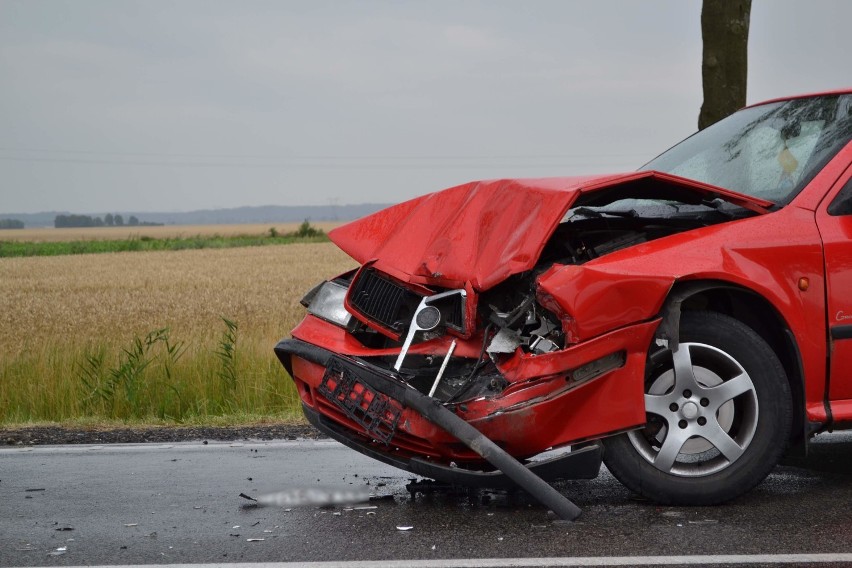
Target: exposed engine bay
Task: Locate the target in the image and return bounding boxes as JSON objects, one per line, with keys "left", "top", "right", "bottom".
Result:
{"left": 333, "top": 196, "right": 754, "bottom": 404}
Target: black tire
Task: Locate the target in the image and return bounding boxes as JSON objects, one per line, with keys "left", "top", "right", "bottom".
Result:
{"left": 602, "top": 311, "right": 792, "bottom": 505}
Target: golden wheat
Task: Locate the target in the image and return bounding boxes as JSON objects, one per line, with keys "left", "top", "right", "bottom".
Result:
{"left": 0, "top": 242, "right": 356, "bottom": 424}
{"left": 0, "top": 243, "right": 354, "bottom": 349}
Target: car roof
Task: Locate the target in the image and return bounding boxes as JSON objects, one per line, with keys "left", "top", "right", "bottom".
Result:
{"left": 746, "top": 88, "right": 852, "bottom": 109}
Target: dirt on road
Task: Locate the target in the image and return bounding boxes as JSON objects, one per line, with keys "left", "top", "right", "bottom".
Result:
{"left": 1, "top": 423, "right": 326, "bottom": 446}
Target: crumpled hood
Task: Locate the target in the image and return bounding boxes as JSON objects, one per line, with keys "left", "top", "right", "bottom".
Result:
{"left": 329, "top": 171, "right": 772, "bottom": 291}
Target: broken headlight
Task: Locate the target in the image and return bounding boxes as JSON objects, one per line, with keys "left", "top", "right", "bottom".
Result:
{"left": 302, "top": 281, "right": 352, "bottom": 328}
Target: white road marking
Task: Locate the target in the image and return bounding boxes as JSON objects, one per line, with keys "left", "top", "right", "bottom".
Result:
{"left": 18, "top": 553, "right": 852, "bottom": 568}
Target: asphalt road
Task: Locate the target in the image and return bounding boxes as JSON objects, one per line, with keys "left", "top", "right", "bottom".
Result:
{"left": 2, "top": 432, "right": 852, "bottom": 567}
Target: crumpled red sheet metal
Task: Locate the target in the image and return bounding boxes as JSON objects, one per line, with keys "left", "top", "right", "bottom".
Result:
{"left": 329, "top": 171, "right": 771, "bottom": 292}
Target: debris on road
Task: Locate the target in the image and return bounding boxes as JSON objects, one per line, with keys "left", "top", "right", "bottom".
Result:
{"left": 396, "top": 526, "right": 414, "bottom": 531}
{"left": 251, "top": 486, "right": 371, "bottom": 508}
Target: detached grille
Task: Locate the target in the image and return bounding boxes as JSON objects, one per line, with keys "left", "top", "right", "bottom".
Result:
{"left": 348, "top": 269, "right": 422, "bottom": 333}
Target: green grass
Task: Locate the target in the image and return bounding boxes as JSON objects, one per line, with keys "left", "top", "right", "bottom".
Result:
{"left": 0, "top": 323, "right": 304, "bottom": 425}
{"left": 0, "top": 233, "right": 329, "bottom": 258}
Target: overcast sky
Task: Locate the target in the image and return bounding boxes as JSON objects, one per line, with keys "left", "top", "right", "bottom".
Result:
{"left": 1, "top": 0, "right": 850, "bottom": 214}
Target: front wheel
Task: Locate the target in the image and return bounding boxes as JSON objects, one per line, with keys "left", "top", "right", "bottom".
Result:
{"left": 603, "top": 311, "right": 792, "bottom": 505}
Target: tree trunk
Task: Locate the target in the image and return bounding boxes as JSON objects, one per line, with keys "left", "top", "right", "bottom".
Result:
{"left": 698, "top": 0, "right": 751, "bottom": 130}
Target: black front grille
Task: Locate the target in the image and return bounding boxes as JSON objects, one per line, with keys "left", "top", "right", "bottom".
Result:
{"left": 441, "top": 293, "right": 464, "bottom": 331}
{"left": 349, "top": 269, "right": 422, "bottom": 333}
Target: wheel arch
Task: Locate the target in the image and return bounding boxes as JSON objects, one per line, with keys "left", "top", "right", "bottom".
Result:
{"left": 655, "top": 280, "right": 807, "bottom": 446}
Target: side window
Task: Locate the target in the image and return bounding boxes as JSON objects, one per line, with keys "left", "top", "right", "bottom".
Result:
{"left": 828, "top": 178, "right": 852, "bottom": 216}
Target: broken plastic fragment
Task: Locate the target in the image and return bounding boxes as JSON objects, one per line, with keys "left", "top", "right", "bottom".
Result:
{"left": 246, "top": 538, "right": 265, "bottom": 542}
{"left": 396, "top": 526, "right": 413, "bottom": 531}
{"left": 369, "top": 495, "right": 394, "bottom": 502}
{"left": 123, "top": 523, "right": 138, "bottom": 527}
{"left": 238, "top": 493, "right": 257, "bottom": 502}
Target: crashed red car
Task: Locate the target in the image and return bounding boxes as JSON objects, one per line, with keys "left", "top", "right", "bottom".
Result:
{"left": 276, "top": 90, "right": 852, "bottom": 511}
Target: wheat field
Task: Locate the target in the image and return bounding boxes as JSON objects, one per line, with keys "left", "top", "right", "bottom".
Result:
{"left": 0, "top": 242, "right": 356, "bottom": 425}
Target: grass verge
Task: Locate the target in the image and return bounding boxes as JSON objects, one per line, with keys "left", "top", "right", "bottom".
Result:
{"left": 0, "top": 324, "right": 304, "bottom": 425}
{"left": 0, "top": 222, "right": 328, "bottom": 258}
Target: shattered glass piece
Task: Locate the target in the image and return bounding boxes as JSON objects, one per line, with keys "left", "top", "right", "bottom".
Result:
{"left": 487, "top": 328, "right": 521, "bottom": 354}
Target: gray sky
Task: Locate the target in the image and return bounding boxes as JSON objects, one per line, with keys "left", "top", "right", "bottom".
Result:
{"left": 1, "top": 0, "right": 850, "bottom": 214}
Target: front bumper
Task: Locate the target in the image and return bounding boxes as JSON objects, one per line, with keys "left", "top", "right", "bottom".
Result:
{"left": 277, "top": 338, "right": 602, "bottom": 487}
{"left": 276, "top": 315, "right": 659, "bottom": 480}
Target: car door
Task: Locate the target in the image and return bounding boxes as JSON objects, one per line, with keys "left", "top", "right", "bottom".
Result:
{"left": 816, "top": 169, "right": 852, "bottom": 407}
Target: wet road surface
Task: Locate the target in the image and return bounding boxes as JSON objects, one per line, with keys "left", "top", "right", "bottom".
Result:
{"left": 2, "top": 432, "right": 852, "bottom": 567}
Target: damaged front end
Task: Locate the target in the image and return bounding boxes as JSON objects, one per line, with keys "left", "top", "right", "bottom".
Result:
{"left": 274, "top": 171, "right": 768, "bottom": 513}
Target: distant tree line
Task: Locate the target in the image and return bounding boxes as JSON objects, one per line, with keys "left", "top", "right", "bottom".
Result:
{"left": 0, "top": 218, "right": 25, "bottom": 229}
{"left": 54, "top": 214, "right": 163, "bottom": 228}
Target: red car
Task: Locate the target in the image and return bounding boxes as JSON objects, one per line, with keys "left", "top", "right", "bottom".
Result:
{"left": 276, "top": 90, "right": 852, "bottom": 515}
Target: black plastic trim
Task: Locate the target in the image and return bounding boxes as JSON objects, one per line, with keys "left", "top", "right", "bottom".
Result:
{"left": 830, "top": 325, "right": 852, "bottom": 340}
